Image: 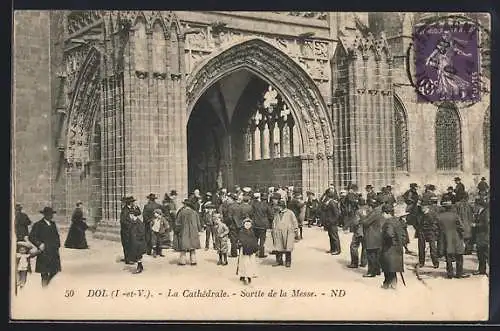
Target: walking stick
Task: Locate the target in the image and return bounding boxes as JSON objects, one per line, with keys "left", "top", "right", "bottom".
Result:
{"left": 399, "top": 272, "right": 407, "bottom": 287}
{"left": 236, "top": 248, "right": 241, "bottom": 275}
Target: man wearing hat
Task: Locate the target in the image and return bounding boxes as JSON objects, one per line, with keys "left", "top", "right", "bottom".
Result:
{"left": 305, "top": 191, "right": 320, "bottom": 227}
{"left": 361, "top": 199, "right": 384, "bottom": 277}
{"left": 441, "top": 186, "right": 456, "bottom": 204}
{"left": 321, "top": 190, "right": 342, "bottom": 255}
{"left": 227, "top": 193, "right": 242, "bottom": 257}
{"left": 380, "top": 204, "right": 404, "bottom": 289}
{"left": 15, "top": 203, "right": 31, "bottom": 242}
{"left": 250, "top": 192, "right": 273, "bottom": 258}
{"left": 175, "top": 197, "right": 203, "bottom": 265}
{"left": 420, "top": 197, "right": 440, "bottom": 268}
{"left": 343, "top": 184, "right": 360, "bottom": 231}
{"left": 288, "top": 188, "right": 305, "bottom": 239}
{"left": 28, "top": 207, "right": 61, "bottom": 287}
{"left": 436, "top": 200, "right": 470, "bottom": 279}
{"left": 385, "top": 186, "right": 396, "bottom": 205}
{"left": 473, "top": 197, "right": 489, "bottom": 276}
{"left": 477, "top": 177, "right": 489, "bottom": 198}
{"left": 271, "top": 195, "right": 299, "bottom": 267}
{"left": 453, "top": 177, "right": 466, "bottom": 203}
{"left": 143, "top": 193, "right": 162, "bottom": 255}
{"left": 421, "top": 184, "right": 437, "bottom": 206}
{"left": 202, "top": 197, "right": 217, "bottom": 250}
{"left": 120, "top": 196, "right": 138, "bottom": 264}
{"left": 365, "top": 185, "right": 377, "bottom": 208}
{"left": 402, "top": 183, "right": 421, "bottom": 251}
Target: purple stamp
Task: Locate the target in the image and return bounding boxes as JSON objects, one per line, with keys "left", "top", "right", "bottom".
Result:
{"left": 414, "top": 19, "right": 480, "bottom": 103}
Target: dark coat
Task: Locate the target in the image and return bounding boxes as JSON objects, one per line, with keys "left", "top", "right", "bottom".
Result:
{"left": 321, "top": 198, "right": 340, "bottom": 227}
{"left": 381, "top": 216, "right": 404, "bottom": 273}
{"left": 454, "top": 182, "right": 466, "bottom": 202}
{"left": 475, "top": 206, "right": 489, "bottom": 247}
{"left": 15, "top": 211, "right": 31, "bottom": 241}
{"left": 238, "top": 228, "right": 259, "bottom": 255}
{"left": 455, "top": 201, "right": 473, "bottom": 239}
{"left": 421, "top": 205, "right": 439, "bottom": 242}
{"left": 366, "top": 191, "right": 378, "bottom": 207}
{"left": 362, "top": 207, "right": 383, "bottom": 250}
{"left": 437, "top": 209, "right": 465, "bottom": 256}
{"left": 421, "top": 191, "right": 437, "bottom": 206}
{"left": 288, "top": 198, "right": 305, "bottom": 226}
{"left": 305, "top": 198, "right": 320, "bottom": 220}
{"left": 120, "top": 206, "right": 134, "bottom": 246}
{"left": 129, "top": 218, "right": 146, "bottom": 260}
{"left": 64, "top": 208, "right": 89, "bottom": 249}
{"left": 403, "top": 189, "right": 421, "bottom": 226}
{"left": 441, "top": 192, "right": 457, "bottom": 204}
{"left": 227, "top": 202, "right": 241, "bottom": 228}
{"left": 175, "top": 205, "right": 202, "bottom": 251}
{"left": 251, "top": 200, "right": 273, "bottom": 229}
{"left": 29, "top": 218, "right": 61, "bottom": 274}
{"left": 143, "top": 201, "right": 163, "bottom": 224}
{"left": 477, "top": 181, "right": 489, "bottom": 193}
{"left": 237, "top": 203, "right": 253, "bottom": 228}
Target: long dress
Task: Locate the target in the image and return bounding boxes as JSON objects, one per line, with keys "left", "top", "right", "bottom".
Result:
{"left": 64, "top": 208, "right": 89, "bottom": 249}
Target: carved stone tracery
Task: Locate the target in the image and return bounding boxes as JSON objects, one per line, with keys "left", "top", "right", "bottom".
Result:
{"left": 186, "top": 38, "right": 332, "bottom": 158}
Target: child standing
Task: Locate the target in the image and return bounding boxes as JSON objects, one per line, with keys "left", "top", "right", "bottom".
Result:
{"left": 214, "top": 213, "right": 229, "bottom": 266}
{"left": 237, "top": 218, "right": 259, "bottom": 285}
{"left": 16, "top": 241, "right": 35, "bottom": 290}
{"left": 151, "top": 209, "right": 169, "bottom": 258}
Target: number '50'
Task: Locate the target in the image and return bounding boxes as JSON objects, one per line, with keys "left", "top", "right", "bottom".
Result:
{"left": 64, "top": 289, "right": 75, "bottom": 297}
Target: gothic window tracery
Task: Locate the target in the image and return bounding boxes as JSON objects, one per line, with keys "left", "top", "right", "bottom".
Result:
{"left": 435, "top": 103, "right": 463, "bottom": 170}
{"left": 152, "top": 22, "right": 166, "bottom": 75}
{"left": 134, "top": 19, "right": 147, "bottom": 72}
{"left": 242, "top": 85, "right": 297, "bottom": 161}
{"left": 394, "top": 97, "right": 409, "bottom": 171}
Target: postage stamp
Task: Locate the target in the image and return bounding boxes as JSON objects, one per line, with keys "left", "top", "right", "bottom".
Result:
{"left": 413, "top": 18, "right": 480, "bottom": 103}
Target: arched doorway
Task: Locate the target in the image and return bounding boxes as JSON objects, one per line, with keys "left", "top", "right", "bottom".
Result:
{"left": 187, "top": 71, "right": 303, "bottom": 193}
{"left": 186, "top": 38, "right": 333, "bottom": 195}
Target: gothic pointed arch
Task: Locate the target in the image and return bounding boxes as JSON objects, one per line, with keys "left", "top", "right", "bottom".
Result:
{"left": 435, "top": 102, "right": 463, "bottom": 170}
{"left": 394, "top": 95, "right": 409, "bottom": 171}
{"left": 186, "top": 38, "right": 333, "bottom": 158}
{"left": 186, "top": 38, "right": 334, "bottom": 194}
{"left": 64, "top": 46, "right": 101, "bottom": 169}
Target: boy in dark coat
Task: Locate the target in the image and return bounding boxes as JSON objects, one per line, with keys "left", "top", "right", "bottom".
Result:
{"left": 28, "top": 207, "right": 61, "bottom": 287}
{"left": 380, "top": 204, "right": 404, "bottom": 289}
{"left": 347, "top": 198, "right": 368, "bottom": 268}
{"left": 420, "top": 197, "right": 440, "bottom": 268}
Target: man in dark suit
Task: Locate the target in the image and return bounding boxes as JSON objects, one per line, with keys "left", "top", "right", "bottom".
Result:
{"left": 362, "top": 200, "right": 384, "bottom": 277}
{"left": 15, "top": 203, "right": 31, "bottom": 242}
{"left": 143, "top": 193, "right": 163, "bottom": 255}
{"left": 120, "top": 196, "right": 137, "bottom": 264}
{"left": 321, "top": 190, "right": 341, "bottom": 255}
{"left": 28, "top": 207, "right": 61, "bottom": 287}
{"left": 250, "top": 192, "right": 273, "bottom": 258}
{"left": 473, "top": 197, "right": 489, "bottom": 276}
{"left": 453, "top": 177, "right": 466, "bottom": 202}
{"left": 437, "top": 200, "right": 470, "bottom": 279}
{"left": 477, "top": 177, "right": 489, "bottom": 198}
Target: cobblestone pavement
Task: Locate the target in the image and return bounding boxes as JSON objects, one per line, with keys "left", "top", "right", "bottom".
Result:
{"left": 11, "top": 224, "right": 488, "bottom": 321}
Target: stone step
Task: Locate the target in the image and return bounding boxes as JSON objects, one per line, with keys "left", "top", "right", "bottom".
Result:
{"left": 92, "top": 222, "right": 121, "bottom": 242}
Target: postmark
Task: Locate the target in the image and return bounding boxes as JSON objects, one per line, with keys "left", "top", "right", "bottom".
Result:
{"left": 406, "top": 15, "right": 490, "bottom": 108}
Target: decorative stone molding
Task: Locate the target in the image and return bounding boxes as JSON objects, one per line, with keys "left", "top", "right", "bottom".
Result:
{"left": 67, "top": 11, "right": 103, "bottom": 35}
{"left": 186, "top": 38, "right": 333, "bottom": 158}
{"left": 183, "top": 26, "right": 331, "bottom": 83}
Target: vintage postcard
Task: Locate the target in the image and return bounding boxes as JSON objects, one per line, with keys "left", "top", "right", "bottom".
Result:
{"left": 11, "top": 11, "right": 490, "bottom": 321}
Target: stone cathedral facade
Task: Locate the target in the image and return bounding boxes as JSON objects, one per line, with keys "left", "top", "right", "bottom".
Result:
{"left": 13, "top": 11, "right": 490, "bottom": 240}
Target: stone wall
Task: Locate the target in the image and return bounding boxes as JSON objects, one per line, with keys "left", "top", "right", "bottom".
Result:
{"left": 13, "top": 11, "right": 54, "bottom": 219}
{"left": 237, "top": 157, "right": 303, "bottom": 192}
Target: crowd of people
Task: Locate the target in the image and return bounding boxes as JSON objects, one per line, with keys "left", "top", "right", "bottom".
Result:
{"left": 14, "top": 175, "right": 489, "bottom": 290}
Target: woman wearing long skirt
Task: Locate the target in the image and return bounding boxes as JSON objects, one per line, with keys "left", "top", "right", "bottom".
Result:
{"left": 237, "top": 218, "right": 259, "bottom": 285}
{"left": 64, "top": 201, "right": 89, "bottom": 249}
